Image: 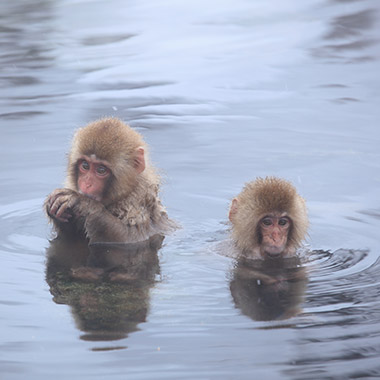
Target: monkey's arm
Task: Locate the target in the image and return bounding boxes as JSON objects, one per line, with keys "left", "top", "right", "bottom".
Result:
{"left": 83, "top": 203, "right": 147, "bottom": 244}
{"left": 45, "top": 188, "right": 132, "bottom": 243}
{"left": 46, "top": 188, "right": 160, "bottom": 243}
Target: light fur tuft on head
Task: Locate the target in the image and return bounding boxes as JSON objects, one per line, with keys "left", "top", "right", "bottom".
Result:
{"left": 229, "top": 177, "right": 308, "bottom": 255}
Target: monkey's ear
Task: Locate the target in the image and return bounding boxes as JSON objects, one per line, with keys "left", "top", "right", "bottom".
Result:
{"left": 229, "top": 198, "right": 238, "bottom": 222}
{"left": 134, "top": 147, "right": 146, "bottom": 174}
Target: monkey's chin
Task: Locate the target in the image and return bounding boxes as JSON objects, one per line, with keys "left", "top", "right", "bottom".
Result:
{"left": 266, "top": 251, "right": 282, "bottom": 259}
{"left": 262, "top": 245, "right": 285, "bottom": 259}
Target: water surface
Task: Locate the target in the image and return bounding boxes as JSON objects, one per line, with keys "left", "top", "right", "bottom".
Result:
{"left": 1, "top": 0, "right": 380, "bottom": 379}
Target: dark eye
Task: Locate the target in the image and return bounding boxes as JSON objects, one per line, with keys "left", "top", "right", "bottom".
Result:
{"left": 278, "top": 218, "right": 289, "bottom": 226}
{"left": 81, "top": 160, "right": 89, "bottom": 170}
{"left": 96, "top": 165, "right": 108, "bottom": 176}
{"left": 261, "top": 218, "right": 272, "bottom": 226}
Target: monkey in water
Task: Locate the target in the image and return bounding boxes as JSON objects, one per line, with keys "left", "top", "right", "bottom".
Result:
{"left": 228, "top": 177, "right": 308, "bottom": 260}
{"left": 45, "top": 117, "right": 176, "bottom": 281}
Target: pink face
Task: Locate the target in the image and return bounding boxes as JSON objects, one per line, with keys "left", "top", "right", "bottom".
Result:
{"left": 259, "top": 214, "right": 291, "bottom": 258}
{"left": 77, "top": 156, "right": 111, "bottom": 201}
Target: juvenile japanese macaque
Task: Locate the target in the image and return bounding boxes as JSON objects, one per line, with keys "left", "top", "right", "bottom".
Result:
{"left": 45, "top": 117, "right": 176, "bottom": 281}
{"left": 228, "top": 177, "right": 308, "bottom": 260}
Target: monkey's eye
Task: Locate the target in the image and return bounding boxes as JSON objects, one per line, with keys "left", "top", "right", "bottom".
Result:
{"left": 261, "top": 218, "right": 273, "bottom": 226}
{"left": 96, "top": 165, "right": 109, "bottom": 176}
{"left": 278, "top": 217, "right": 289, "bottom": 226}
{"left": 81, "top": 160, "right": 90, "bottom": 171}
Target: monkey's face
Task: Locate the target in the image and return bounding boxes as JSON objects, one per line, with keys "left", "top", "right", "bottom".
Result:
{"left": 76, "top": 155, "right": 111, "bottom": 202}
{"left": 259, "top": 213, "right": 291, "bottom": 258}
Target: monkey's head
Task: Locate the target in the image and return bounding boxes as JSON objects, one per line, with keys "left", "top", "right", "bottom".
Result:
{"left": 229, "top": 177, "right": 308, "bottom": 259}
{"left": 66, "top": 117, "right": 158, "bottom": 206}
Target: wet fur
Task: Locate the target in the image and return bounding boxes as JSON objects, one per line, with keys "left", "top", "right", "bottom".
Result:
{"left": 46, "top": 117, "right": 177, "bottom": 244}
{"left": 229, "top": 177, "right": 308, "bottom": 257}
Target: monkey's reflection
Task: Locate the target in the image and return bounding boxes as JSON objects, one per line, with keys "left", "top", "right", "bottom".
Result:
{"left": 230, "top": 257, "right": 307, "bottom": 321}
{"left": 46, "top": 235, "right": 163, "bottom": 341}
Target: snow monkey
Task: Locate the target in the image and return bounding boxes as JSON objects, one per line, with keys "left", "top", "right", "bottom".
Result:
{"left": 45, "top": 117, "right": 176, "bottom": 281}
{"left": 229, "top": 177, "right": 308, "bottom": 259}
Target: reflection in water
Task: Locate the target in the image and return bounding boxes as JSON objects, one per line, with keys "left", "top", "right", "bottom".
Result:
{"left": 230, "top": 257, "right": 307, "bottom": 321}
{"left": 313, "top": 8, "right": 377, "bottom": 64}
{"left": 0, "top": 1, "right": 54, "bottom": 70}
{"left": 48, "top": 277, "right": 151, "bottom": 344}
{"left": 325, "top": 9, "right": 375, "bottom": 39}
{"left": 46, "top": 236, "right": 163, "bottom": 343}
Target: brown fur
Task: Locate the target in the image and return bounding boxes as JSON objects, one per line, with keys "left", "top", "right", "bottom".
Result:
{"left": 46, "top": 117, "right": 176, "bottom": 244}
{"left": 229, "top": 177, "right": 308, "bottom": 258}
{"left": 65, "top": 117, "right": 158, "bottom": 206}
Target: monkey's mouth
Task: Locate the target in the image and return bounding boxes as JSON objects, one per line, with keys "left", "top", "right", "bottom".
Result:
{"left": 262, "top": 235, "right": 287, "bottom": 258}
{"left": 79, "top": 191, "right": 102, "bottom": 202}
{"left": 262, "top": 243, "right": 286, "bottom": 258}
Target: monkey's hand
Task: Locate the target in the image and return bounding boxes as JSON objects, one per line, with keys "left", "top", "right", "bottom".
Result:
{"left": 69, "top": 193, "right": 105, "bottom": 220}
{"left": 45, "top": 188, "right": 125, "bottom": 242}
{"left": 45, "top": 188, "right": 80, "bottom": 223}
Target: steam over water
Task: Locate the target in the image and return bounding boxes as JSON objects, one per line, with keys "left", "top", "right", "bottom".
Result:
{"left": 1, "top": 1, "right": 380, "bottom": 379}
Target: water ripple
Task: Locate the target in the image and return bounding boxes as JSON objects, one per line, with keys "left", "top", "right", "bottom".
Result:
{"left": 304, "top": 249, "right": 380, "bottom": 322}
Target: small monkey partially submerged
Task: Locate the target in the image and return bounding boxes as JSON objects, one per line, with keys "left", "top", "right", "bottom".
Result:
{"left": 229, "top": 177, "right": 308, "bottom": 259}
{"left": 45, "top": 117, "right": 176, "bottom": 280}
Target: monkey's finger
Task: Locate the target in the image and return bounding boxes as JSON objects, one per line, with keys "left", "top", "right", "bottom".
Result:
{"left": 46, "top": 190, "right": 68, "bottom": 209}
{"left": 58, "top": 211, "right": 72, "bottom": 223}
{"left": 46, "top": 196, "right": 61, "bottom": 218}
{"left": 55, "top": 200, "right": 72, "bottom": 221}
{"left": 50, "top": 196, "right": 70, "bottom": 221}
{"left": 49, "top": 196, "right": 63, "bottom": 216}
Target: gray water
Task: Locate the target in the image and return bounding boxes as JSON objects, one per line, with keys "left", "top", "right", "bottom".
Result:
{"left": 1, "top": 0, "right": 380, "bottom": 379}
